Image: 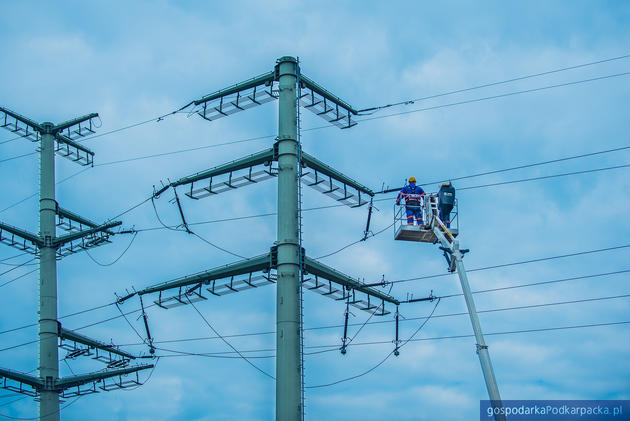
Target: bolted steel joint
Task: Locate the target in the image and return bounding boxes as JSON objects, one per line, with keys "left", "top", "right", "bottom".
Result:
{"left": 40, "top": 122, "right": 54, "bottom": 134}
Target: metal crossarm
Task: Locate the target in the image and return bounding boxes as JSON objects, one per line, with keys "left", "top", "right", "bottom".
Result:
{"left": 193, "top": 71, "right": 277, "bottom": 121}
{"left": 138, "top": 252, "right": 272, "bottom": 296}
{"left": 54, "top": 220, "right": 121, "bottom": 247}
{"left": 299, "top": 75, "right": 359, "bottom": 115}
{"left": 195, "top": 72, "right": 275, "bottom": 106}
{"left": 55, "top": 364, "right": 154, "bottom": 391}
{"left": 56, "top": 207, "right": 116, "bottom": 234}
{"left": 0, "top": 221, "right": 42, "bottom": 248}
{"left": 298, "top": 75, "right": 358, "bottom": 129}
{"left": 301, "top": 151, "right": 373, "bottom": 207}
{"left": 0, "top": 106, "right": 42, "bottom": 141}
{"left": 59, "top": 328, "right": 136, "bottom": 361}
{"left": 0, "top": 106, "right": 98, "bottom": 166}
{"left": 53, "top": 133, "right": 95, "bottom": 166}
{"left": 303, "top": 256, "right": 399, "bottom": 306}
{"left": 54, "top": 113, "right": 98, "bottom": 137}
{"left": 0, "top": 367, "right": 43, "bottom": 390}
{"left": 169, "top": 148, "right": 276, "bottom": 199}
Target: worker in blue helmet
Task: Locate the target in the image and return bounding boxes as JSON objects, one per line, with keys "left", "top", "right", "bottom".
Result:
{"left": 396, "top": 177, "right": 425, "bottom": 225}
{"left": 438, "top": 181, "right": 455, "bottom": 228}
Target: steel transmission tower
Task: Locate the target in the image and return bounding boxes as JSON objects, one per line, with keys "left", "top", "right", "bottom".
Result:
{"left": 0, "top": 107, "right": 153, "bottom": 421}
{"left": 119, "top": 57, "right": 400, "bottom": 421}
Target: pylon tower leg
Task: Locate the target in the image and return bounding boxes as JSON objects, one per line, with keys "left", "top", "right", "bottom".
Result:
{"left": 275, "top": 56, "right": 302, "bottom": 421}
{"left": 39, "top": 126, "right": 60, "bottom": 421}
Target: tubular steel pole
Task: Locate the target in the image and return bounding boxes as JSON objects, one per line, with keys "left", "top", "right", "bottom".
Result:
{"left": 275, "top": 56, "right": 302, "bottom": 421}
{"left": 39, "top": 124, "right": 60, "bottom": 421}
{"left": 452, "top": 240, "right": 505, "bottom": 421}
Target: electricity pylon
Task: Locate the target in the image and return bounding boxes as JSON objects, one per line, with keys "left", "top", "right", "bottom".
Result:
{"left": 394, "top": 195, "right": 506, "bottom": 421}
{"left": 0, "top": 107, "right": 153, "bottom": 421}
{"left": 119, "top": 57, "right": 400, "bottom": 421}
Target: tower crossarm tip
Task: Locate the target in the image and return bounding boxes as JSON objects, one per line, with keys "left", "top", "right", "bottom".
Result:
{"left": 55, "top": 364, "right": 154, "bottom": 391}
{"left": 303, "top": 256, "right": 399, "bottom": 305}
{"left": 138, "top": 252, "right": 272, "bottom": 296}
{"left": 194, "top": 71, "right": 275, "bottom": 106}
{"left": 59, "top": 327, "right": 137, "bottom": 360}
{"left": 54, "top": 220, "right": 122, "bottom": 247}
{"left": 53, "top": 113, "right": 99, "bottom": 134}
{"left": 171, "top": 148, "right": 275, "bottom": 188}
{"left": 301, "top": 151, "right": 374, "bottom": 198}
{"left": 0, "top": 106, "right": 42, "bottom": 133}
{"left": 57, "top": 207, "right": 116, "bottom": 235}
{"left": 0, "top": 367, "right": 43, "bottom": 390}
{"left": 299, "top": 75, "right": 358, "bottom": 115}
{"left": 0, "top": 220, "right": 42, "bottom": 247}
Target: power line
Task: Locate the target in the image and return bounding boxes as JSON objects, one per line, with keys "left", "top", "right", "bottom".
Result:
{"left": 0, "top": 258, "right": 35, "bottom": 277}
{"left": 0, "top": 396, "right": 82, "bottom": 420}
{"left": 389, "top": 244, "right": 630, "bottom": 285}
{"left": 124, "top": 158, "right": 630, "bottom": 234}
{"left": 416, "top": 144, "right": 630, "bottom": 188}
{"left": 0, "top": 136, "right": 23, "bottom": 146}
{"left": 96, "top": 134, "right": 275, "bottom": 167}
{"left": 0, "top": 151, "right": 37, "bottom": 164}
{"left": 5, "top": 137, "right": 629, "bottom": 220}
{"left": 315, "top": 222, "right": 394, "bottom": 259}
{"left": 186, "top": 297, "right": 275, "bottom": 380}
{"left": 2, "top": 53, "right": 626, "bottom": 153}
{"left": 305, "top": 297, "right": 441, "bottom": 389}
{"left": 149, "top": 194, "right": 249, "bottom": 259}
{"left": 2, "top": 291, "right": 627, "bottom": 358}
{"left": 457, "top": 163, "right": 630, "bottom": 191}
{"left": 0, "top": 167, "right": 89, "bottom": 214}
{"left": 6, "top": 69, "right": 626, "bottom": 171}
{"left": 113, "top": 286, "right": 630, "bottom": 348}
{"left": 75, "top": 71, "right": 630, "bottom": 167}
{"left": 0, "top": 255, "right": 627, "bottom": 350}
{"left": 84, "top": 232, "right": 138, "bottom": 267}
{"left": 76, "top": 109, "right": 189, "bottom": 144}
{"left": 0, "top": 268, "right": 38, "bottom": 289}
{"left": 0, "top": 239, "right": 627, "bottom": 340}
{"left": 191, "top": 232, "right": 249, "bottom": 260}
{"left": 440, "top": 269, "right": 630, "bottom": 298}
{"left": 0, "top": 105, "right": 188, "bottom": 149}
{"left": 357, "top": 53, "right": 630, "bottom": 113}
{"left": 0, "top": 253, "right": 30, "bottom": 263}
{"left": 123, "top": 319, "right": 630, "bottom": 359}
{"left": 115, "top": 302, "right": 149, "bottom": 345}
{"left": 0, "top": 397, "right": 27, "bottom": 408}
{"left": 0, "top": 299, "right": 127, "bottom": 336}
{"left": 108, "top": 196, "right": 153, "bottom": 221}
{"left": 356, "top": 71, "right": 630, "bottom": 125}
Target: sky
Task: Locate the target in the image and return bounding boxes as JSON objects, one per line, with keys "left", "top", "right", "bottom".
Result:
{"left": 0, "top": 1, "right": 629, "bottom": 420}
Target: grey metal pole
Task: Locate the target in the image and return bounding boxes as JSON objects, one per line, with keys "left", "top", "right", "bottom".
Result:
{"left": 39, "top": 124, "right": 60, "bottom": 421}
{"left": 452, "top": 240, "right": 505, "bottom": 421}
{"left": 275, "top": 56, "right": 302, "bottom": 421}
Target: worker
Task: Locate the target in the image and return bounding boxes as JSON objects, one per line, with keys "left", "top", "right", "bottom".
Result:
{"left": 396, "top": 177, "right": 425, "bottom": 225}
{"left": 438, "top": 182, "right": 455, "bottom": 228}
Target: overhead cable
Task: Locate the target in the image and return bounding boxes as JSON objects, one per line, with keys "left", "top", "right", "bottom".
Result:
{"left": 68, "top": 285, "right": 630, "bottom": 349}
{"left": 305, "top": 298, "right": 441, "bottom": 388}
{"left": 357, "top": 53, "right": 630, "bottom": 114}
{"left": 5, "top": 70, "right": 627, "bottom": 169}
{"left": 389, "top": 244, "right": 630, "bottom": 285}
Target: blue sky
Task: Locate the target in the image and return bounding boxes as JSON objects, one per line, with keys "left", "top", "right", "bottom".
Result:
{"left": 1, "top": 1, "right": 629, "bottom": 420}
